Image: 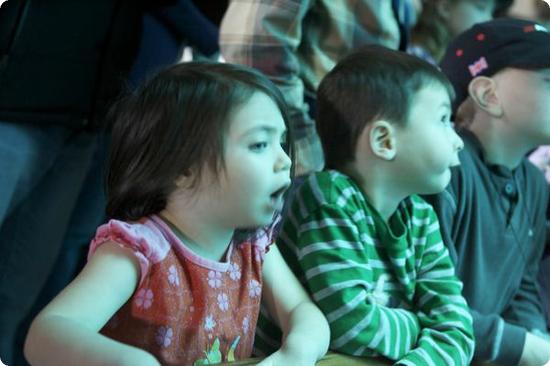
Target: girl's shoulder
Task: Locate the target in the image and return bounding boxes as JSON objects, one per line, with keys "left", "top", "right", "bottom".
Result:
{"left": 91, "top": 216, "right": 170, "bottom": 255}
{"left": 88, "top": 216, "right": 172, "bottom": 283}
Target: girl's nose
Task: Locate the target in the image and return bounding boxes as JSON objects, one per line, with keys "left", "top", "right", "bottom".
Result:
{"left": 276, "top": 145, "right": 292, "bottom": 172}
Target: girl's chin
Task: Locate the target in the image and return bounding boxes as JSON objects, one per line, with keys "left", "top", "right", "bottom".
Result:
{"left": 238, "top": 213, "right": 276, "bottom": 230}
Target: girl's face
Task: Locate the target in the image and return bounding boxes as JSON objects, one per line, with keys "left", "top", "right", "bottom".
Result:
{"left": 207, "top": 92, "right": 292, "bottom": 229}
{"left": 446, "top": 0, "right": 495, "bottom": 37}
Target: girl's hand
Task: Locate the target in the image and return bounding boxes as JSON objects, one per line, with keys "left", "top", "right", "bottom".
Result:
{"left": 259, "top": 246, "right": 330, "bottom": 366}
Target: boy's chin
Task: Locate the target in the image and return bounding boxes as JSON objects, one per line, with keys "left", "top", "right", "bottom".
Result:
{"left": 418, "top": 174, "right": 451, "bottom": 195}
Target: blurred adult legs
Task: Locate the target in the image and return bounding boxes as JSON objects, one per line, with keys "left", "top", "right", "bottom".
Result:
{"left": 0, "top": 122, "right": 97, "bottom": 364}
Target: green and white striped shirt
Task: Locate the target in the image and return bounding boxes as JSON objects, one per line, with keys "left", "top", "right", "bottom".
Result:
{"left": 256, "top": 171, "right": 474, "bottom": 365}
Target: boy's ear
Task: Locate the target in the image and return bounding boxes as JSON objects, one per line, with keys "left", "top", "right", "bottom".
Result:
{"left": 468, "top": 76, "right": 503, "bottom": 117}
{"left": 369, "top": 120, "right": 396, "bottom": 161}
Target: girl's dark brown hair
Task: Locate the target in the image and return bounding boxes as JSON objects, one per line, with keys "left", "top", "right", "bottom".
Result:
{"left": 106, "top": 62, "right": 293, "bottom": 221}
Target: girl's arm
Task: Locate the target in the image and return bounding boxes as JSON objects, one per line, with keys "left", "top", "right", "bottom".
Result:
{"left": 258, "top": 245, "right": 330, "bottom": 366}
{"left": 24, "top": 242, "right": 160, "bottom": 366}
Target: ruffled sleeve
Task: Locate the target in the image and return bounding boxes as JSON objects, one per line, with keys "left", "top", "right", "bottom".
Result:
{"left": 88, "top": 218, "right": 171, "bottom": 286}
{"left": 243, "top": 214, "right": 281, "bottom": 262}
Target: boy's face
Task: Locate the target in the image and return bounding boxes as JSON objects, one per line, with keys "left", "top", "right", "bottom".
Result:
{"left": 493, "top": 68, "right": 550, "bottom": 145}
{"left": 393, "top": 83, "right": 464, "bottom": 195}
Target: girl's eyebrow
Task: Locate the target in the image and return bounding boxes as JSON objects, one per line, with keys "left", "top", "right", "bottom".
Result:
{"left": 242, "top": 125, "right": 287, "bottom": 136}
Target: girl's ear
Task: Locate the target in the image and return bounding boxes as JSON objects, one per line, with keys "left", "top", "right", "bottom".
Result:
{"left": 468, "top": 76, "right": 504, "bottom": 118}
{"left": 174, "top": 170, "right": 194, "bottom": 189}
{"left": 369, "top": 120, "right": 397, "bottom": 161}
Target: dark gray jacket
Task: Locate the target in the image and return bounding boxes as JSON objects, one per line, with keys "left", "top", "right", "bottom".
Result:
{"left": 426, "top": 130, "right": 548, "bottom": 365}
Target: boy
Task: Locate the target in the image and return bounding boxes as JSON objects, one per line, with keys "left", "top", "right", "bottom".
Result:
{"left": 256, "top": 45, "right": 474, "bottom": 365}
{"left": 427, "top": 18, "right": 550, "bottom": 365}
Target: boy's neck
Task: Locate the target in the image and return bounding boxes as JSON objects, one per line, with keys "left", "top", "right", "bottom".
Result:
{"left": 468, "top": 116, "right": 532, "bottom": 169}
{"left": 342, "top": 165, "right": 405, "bottom": 223}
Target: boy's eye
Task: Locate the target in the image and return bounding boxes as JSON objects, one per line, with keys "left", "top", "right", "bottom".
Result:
{"left": 441, "top": 116, "right": 454, "bottom": 128}
{"left": 444, "top": 120, "right": 456, "bottom": 129}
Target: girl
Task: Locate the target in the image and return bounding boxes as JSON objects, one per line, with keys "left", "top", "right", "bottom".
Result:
{"left": 409, "top": 0, "right": 495, "bottom": 64}
{"left": 24, "top": 62, "right": 330, "bottom": 366}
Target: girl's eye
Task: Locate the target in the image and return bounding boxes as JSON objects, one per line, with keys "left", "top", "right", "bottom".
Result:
{"left": 280, "top": 135, "right": 288, "bottom": 147}
{"left": 249, "top": 142, "right": 268, "bottom": 151}
{"left": 280, "top": 141, "right": 290, "bottom": 154}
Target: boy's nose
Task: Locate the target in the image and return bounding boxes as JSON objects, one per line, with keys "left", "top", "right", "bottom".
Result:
{"left": 452, "top": 130, "right": 464, "bottom": 152}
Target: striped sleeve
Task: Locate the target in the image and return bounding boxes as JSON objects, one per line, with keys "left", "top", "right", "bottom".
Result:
{"left": 397, "top": 207, "right": 475, "bottom": 365}
{"left": 288, "top": 203, "right": 422, "bottom": 359}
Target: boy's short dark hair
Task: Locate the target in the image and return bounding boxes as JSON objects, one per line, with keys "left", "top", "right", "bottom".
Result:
{"left": 317, "top": 45, "right": 454, "bottom": 170}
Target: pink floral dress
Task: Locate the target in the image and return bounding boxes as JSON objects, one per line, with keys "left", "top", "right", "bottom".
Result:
{"left": 88, "top": 215, "right": 276, "bottom": 366}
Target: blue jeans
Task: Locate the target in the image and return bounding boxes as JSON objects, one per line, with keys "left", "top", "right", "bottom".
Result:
{"left": 12, "top": 134, "right": 110, "bottom": 366}
{"left": 0, "top": 121, "right": 99, "bottom": 364}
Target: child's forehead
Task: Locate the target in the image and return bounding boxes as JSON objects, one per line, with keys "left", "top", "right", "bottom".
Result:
{"left": 492, "top": 67, "right": 550, "bottom": 81}
{"left": 412, "top": 83, "right": 452, "bottom": 109}
{"left": 227, "top": 92, "right": 286, "bottom": 135}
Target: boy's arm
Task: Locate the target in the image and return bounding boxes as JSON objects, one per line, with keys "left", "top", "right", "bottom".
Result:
{"left": 396, "top": 211, "right": 475, "bottom": 366}
{"left": 260, "top": 246, "right": 330, "bottom": 365}
{"left": 428, "top": 188, "right": 529, "bottom": 364}
{"left": 24, "top": 242, "right": 160, "bottom": 366}
{"left": 502, "top": 177, "right": 549, "bottom": 334}
{"left": 503, "top": 250, "right": 548, "bottom": 333}
{"left": 292, "top": 204, "right": 421, "bottom": 360}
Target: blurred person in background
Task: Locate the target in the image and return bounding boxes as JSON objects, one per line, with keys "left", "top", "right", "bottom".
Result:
{"left": 220, "top": 0, "right": 417, "bottom": 176}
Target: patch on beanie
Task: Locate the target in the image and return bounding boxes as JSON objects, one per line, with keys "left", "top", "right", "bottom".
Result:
{"left": 468, "top": 57, "right": 489, "bottom": 77}
{"left": 524, "top": 24, "right": 548, "bottom": 33}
